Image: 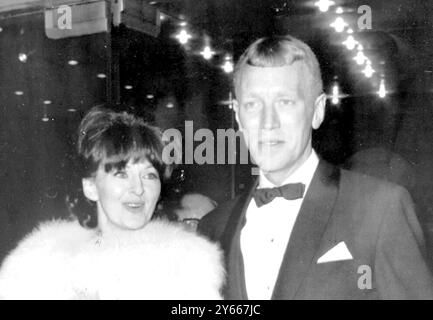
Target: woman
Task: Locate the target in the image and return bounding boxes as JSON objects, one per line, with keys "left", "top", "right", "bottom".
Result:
{"left": 0, "top": 106, "right": 224, "bottom": 299}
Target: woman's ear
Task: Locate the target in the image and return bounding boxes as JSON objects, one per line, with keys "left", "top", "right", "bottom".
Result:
{"left": 82, "top": 178, "right": 99, "bottom": 202}
{"left": 312, "top": 93, "right": 327, "bottom": 130}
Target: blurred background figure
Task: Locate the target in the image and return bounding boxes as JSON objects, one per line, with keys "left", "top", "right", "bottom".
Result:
{"left": 175, "top": 193, "right": 217, "bottom": 231}
{"left": 344, "top": 147, "right": 416, "bottom": 193}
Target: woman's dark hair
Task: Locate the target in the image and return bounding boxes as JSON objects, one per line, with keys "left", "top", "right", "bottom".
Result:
{"left": 67, "top": 105, "right": 172, "bottom": 228}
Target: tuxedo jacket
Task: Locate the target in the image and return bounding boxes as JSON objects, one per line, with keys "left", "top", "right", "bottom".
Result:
{"left": 198, "top": 161, "right": 433, "bottom": 299}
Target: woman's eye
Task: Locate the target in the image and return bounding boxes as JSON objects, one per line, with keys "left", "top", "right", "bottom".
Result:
{"left": 114, "top": 171, "right": 127, "bottom": 178}
{"left": 143, "top": 172, "right": 159, "bottom": 180}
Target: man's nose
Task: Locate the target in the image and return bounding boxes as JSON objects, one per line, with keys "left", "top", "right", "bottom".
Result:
{"left": 130, "top": 175, "right": 144, "bottom": 195}
{"left": 261, "top": 104, "right": 280, "bottom": 130}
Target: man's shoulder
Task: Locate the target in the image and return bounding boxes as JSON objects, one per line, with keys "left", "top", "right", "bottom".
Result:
{"left": 198, "top": 193, "right": 249, "bottom": 242}
{"left": 339, "top": 167, "right": 410, "bottom": 201}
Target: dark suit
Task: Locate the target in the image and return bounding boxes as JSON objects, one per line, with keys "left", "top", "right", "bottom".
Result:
{"left": 198, "top": 161, "right": 433, "bottom": 299}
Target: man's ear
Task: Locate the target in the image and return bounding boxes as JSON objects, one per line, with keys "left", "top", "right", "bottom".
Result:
{"left": 232, "top": 99, "right": 243, "bottom": 131}
{"left": 312, "top": 93, "right": 327, "bottom": 130}
{"left": 82, "top": 178, "right": 99, "bottom": 202}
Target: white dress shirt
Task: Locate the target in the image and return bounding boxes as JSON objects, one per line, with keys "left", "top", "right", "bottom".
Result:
{"left": 240, "top": 150, "right": 319, "bottom": 300}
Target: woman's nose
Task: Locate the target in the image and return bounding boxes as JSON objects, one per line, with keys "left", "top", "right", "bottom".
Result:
{"left": 130, "top": 176, "right": 144, "bottom": 195}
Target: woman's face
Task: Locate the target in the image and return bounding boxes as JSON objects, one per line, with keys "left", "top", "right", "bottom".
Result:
{"left": 83, "top": 158, "right": 161, "bottom": 232}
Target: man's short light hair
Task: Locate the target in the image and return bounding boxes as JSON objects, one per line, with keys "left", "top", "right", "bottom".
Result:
{"left": 233, "top": 35, "right": 323, "bottom": 100}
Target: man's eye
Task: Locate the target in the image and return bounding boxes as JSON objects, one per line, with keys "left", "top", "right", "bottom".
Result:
{"left": 243, "top": 101, "right": 260, "bottom": 110}
{"left": 277, "top": 99, "right": 295, "bottom": 107}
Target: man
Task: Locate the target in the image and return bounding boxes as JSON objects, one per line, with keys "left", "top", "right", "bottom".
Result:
{"left": 198, "top": 35, "right": 433, "bottom": 299}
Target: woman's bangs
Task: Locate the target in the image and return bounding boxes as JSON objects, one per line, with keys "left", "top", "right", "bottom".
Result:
{"left": 99, "top": 125, "right": 164, "bottom": 173}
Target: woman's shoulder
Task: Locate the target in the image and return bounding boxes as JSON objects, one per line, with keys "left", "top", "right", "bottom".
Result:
{"left": 0, "top": 219, "right": 95, "bottom": 299}
{"left": 135, "top": 218, "right": 221, "bottom": 251}
{"left": 11, "top": 219, "right": 93, "bottom": 254}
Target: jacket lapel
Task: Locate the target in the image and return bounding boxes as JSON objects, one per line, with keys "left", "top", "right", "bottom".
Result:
{"left": 221, "top": 178, "right": 258, "bottom": 300}
{"left": 271, "top": 161, "right": 340, "bottom": 299}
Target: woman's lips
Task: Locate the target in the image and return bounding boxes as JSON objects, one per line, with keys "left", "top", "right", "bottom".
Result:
{"left": 123, "top": 202, "right": 145, "bottom": 213}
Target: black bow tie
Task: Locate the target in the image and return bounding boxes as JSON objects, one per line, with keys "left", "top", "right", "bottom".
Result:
{"left": 253, "top": 183, "right": 306, "bottom": 208}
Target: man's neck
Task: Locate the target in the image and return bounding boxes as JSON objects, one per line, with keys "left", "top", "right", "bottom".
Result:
{"left": 262, "top": 148, "right": 313, "bottom": 187}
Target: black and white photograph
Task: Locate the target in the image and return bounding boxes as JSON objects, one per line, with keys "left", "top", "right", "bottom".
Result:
{"left": 0, "top": 0, "right": 433, "bottom": 302}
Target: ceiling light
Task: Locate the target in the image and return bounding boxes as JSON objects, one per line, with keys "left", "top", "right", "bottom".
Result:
{"left": 343, "top": 35, "right": 358, "bottom": 50}
{"left": 97, "top": 73, "right": 107, "bottom": 79}
{"left": 18, "top": 53, "right": 27, "bottom": 63}
{"left": 43, "top": 100, "right": 52, "bottom": 105}
{"left": 222, "top": 55, "right": 233, "bottom": 73}
{"left": 67, "top": 108, "right": 77, "bottom": 112}
{"left": 146, "top": 94, "right": 154, "bottom": 99}
{"left": 354, "top": 51, "right": 367, "bottom": 65}
{"left": 175, "top": 29, "right": 192, "bottom": 45}
{"left": 331, "top": 83, "right": 340, "bottom": 105}
{"left": 378, "top": 78, "right": 387, "bottom": 98}
{"left": 68, "top": 60, "right": 78, "bottom": 66}
{"left": 166, "top": 102, "right": 174, "bottom": 109}
{"left": 124, "top": 85, "right": 133, "bottom": 90}
{"left": 200, "top": 45, "right": 215, "bottom": 60}
{"left": 362, "top": 61, "right": 375, "bottom": 78}
{"left": 330, "top": 17, "right": 348, "bottom": 33}
{"left": 314, "top": 0, "right": 335, "bottom": 13}
{"left": 14, "top": 91, "right": 24, "bottom": 96}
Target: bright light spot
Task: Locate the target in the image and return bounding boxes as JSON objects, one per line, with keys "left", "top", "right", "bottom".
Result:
{"left": 336, "top": 7, "right": 344, "bottom": 14}
{"left": 180, "top": 21, "right": 187, "bottom": 27}
{"left": 347, "top": 28, "right": 354, "bottom": 34}
{"left": 166, "top": 102, "right": 174, "bottom": 109}
{"left": 18, "top": 53, "right": 27, "bottom": 63}
{"left": 160, "top": 14, "right": 165, "bottom": 21}
{"left": 149, "top": 1, "right": 157, "bottom": 5}
{"left": 0, "top": 27, "right": 3, "bottom": 32}
{"left": 41, "top": 117, "right": 49, "bottom": 122}
{"left": 331, "top": 83, "right": 340, "bottom": 105}
{"left": 343, "top": 35, "right": 358, "bottom": 50}
{"left": 378, "top": 79, "right": 387, "bottom": 98}
{"left": 200, "top": 45, "right": 215, "bottom": 60}
{"left": 175, "top": 29, "right": 192, "bottom": 45}
{"left": 67, "top": 108, "right": 77, "bottom": 112}
{"left": 43, "top": 100, "right": 52, "bottom": 105}
{"left": 357, "top": 44, "right": 364, "bottom": 51}
{"left": 146, "top": 94, "right": 154, "bottom": 99}
{"left": 222, "top": 56, "right": 234, "bottom": 73}
{"left": 97, "top": 73, "right": 107, "bottom": 79}
{"left": 14, "top": 91, "right": 24, "bottom": 96}
{"left": 330, "top": 17, "right": 348, "bottom": 33}
{"left": 353, "top": 51, "right": 367, "bottom": 65}
{"left": 314, "top": 0, "right": 335, "bottom": 12}
{"left": 124, "top": 85, "right": 133, "bottom": 90}
{"left": 362, "top": 61, "right": 375, "bottom": 78}
{"left": 68, "top": 60, "right": 78, "bottom": 66}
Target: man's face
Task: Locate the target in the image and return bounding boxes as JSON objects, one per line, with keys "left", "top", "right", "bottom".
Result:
{"left": 234, "top": 63, "right": 325, "bottom": 185}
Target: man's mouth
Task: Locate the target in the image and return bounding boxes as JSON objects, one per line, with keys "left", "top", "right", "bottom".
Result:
{"left": 259, "top": 140, "right": 284, "bottom": 146}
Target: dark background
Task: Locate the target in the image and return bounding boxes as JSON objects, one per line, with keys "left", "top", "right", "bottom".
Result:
{"left": 1, "top": 0, "right": 433, "bottom": 266}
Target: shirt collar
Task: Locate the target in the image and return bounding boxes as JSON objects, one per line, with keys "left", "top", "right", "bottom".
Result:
{"left": 258, "top": 149, "right": 319, "bottom": 190}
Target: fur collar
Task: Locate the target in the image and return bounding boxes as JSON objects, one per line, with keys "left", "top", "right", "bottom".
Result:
{"left": 0, "top": 219, "right": 225, "bottom": 300}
